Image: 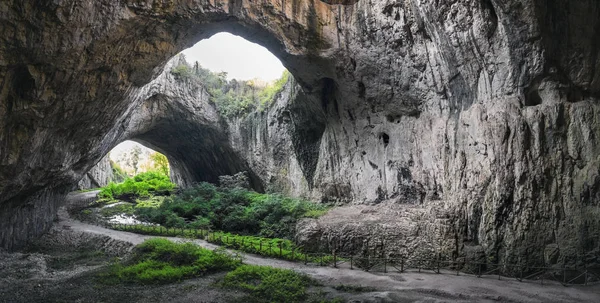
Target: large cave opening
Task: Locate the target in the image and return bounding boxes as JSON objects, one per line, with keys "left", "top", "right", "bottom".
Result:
{"left": 109, "top": 141, "right": 170, "bottom": 178}
{"left": 102, "top": 32, "right": 316, "bottom": 193}
{"left": 77, "top": 140, "right": 171, "bottom": 190}
{"left": 3, "top": 1, "right": 600, "bottom": 298}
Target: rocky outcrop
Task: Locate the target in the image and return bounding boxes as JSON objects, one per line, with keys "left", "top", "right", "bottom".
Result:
{"left": 1, "top": 0, "right": 599, "bottom": 271}
{"left": 120, "top": 55, "right": 264, "bottom": 190}
{"left": 77, "top": 155, "right": 114, "bottom": 190}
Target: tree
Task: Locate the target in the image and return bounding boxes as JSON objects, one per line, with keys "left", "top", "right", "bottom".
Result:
{"left": 130, "top": 145, "right": 142, "bottom": 174}
{"left": 150, "top": 152, "right": 170, "bottom": 176}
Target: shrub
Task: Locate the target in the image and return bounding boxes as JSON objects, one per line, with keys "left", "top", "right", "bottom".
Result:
{"left": 99, "top": 239, "right": 241, "bottom": 284}
{"left": 132, "top": 183, "right": 329, "bottom": 239}
{"left": 222, "top": 265, "right": 314, "bottom": 303}
{"left": 171, "top": 64, "right": 192, "bottom": 80}
{"left": 98, "top": 171, "right": 175, "bottom": 201}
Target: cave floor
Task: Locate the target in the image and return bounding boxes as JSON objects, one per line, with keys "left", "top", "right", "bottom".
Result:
{"left": 1, "top": 192, "right": 599, "bottom": 303}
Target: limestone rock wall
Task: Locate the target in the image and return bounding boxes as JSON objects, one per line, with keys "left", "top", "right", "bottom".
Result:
{"left": 0, "top": 0, "right": 599, "bottom": 269}
{"left": 77, "top": 155, "right": 114, "bottom": 190}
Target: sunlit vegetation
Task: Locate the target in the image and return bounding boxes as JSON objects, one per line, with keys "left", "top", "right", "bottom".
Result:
{"left": 98, "top": 239, "right": 342, "bottom": 302}
{"left": 110, "top": 160, "right": 128, "bottom": 183}
{"left": 98, "top": 238, "right": 241, "bottom": 284}
{"left": 149, "top": 152, "right": 169, "bottom": 176}
{"left": 109, "top": 224, "right": 336, "bottom": 264}
{"left": 171, "top": 58, "right": 291, "bottom": 118}
{"left": 133, "top": 182, "right": 329, "bottom": 240}
{"left": 222, "top": 265, "right": 315, "bottom": 303}
{"left": 99, "top": 171, "right": 176, "bottom": 201}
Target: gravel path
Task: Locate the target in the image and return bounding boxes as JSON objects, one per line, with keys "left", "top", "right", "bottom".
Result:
{"left": 59, "top": 191, "right": 600, "bottom": 303}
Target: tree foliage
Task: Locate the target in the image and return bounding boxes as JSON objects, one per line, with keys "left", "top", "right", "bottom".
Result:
{"left": 171, "top": 60, "right": 291, "bottom": 118}
{"left": 150, "top": 152, "right": 169, "bottom": 176}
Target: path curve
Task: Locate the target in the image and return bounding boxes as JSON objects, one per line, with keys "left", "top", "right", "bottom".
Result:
{"left": 60, "top": 191, "right": 600, "bottom": 303}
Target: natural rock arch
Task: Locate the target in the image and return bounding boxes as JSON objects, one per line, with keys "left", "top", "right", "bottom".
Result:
{"left": 119, "top": 56, "right": 266, "bottom": 191}
{"left": 0, "top": 0, "right": 344, "bottom": 249}
{"left": 1, "top": 0, "right": 600, "bottom": 271}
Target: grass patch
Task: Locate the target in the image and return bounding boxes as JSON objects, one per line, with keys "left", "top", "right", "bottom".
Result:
{"left": 99, "top": 238, "right": 241, "bottom": 284}
{"left": 109, "top": 224, "right": 337, "bottom": 264}
{"left": 222, "top": 265, "right": 315, "bottom": 303}
{"left": 98, "top": 171, "right": 175, "bottom": 201}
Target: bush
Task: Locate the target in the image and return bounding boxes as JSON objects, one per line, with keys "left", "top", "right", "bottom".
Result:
{"left": 98, "top": 171, "right": 175, "bottom": 201}
{"left": 222, "top": 265, "right": 314, "bottom": 303}
{"left": 99, "top": 239, "right": 241, "bottom": 284}
{"left": 171, "top": 64, "right": 192, "bottom": 80}
{"left": 133, "top": 183, "right": 329, "bottom": 239}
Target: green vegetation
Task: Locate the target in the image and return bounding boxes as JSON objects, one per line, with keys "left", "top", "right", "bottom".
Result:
{"left": 150, "top": 152, "right": 170, "bottom": 176}
{"left": 110, "top": 160, "right": 128, "bottom": 183}
{"left": 133, "top": 182, "right": 329, "bottom": 239}
{"left": 98, "top": 239, "right": 343, "bottom": 302}
{"left": 222, "top": 265, "right": 314, "bottom": 303}
{"left": 109, "top": 224, "right": 336, "bottom": 264}
{"left": 170, "top": 64, "right": 193, "bottom": 80}
{"left": 171, "top": 58, "right": 291, "bottom": 118}
{"left": 99, "top": 171, "right": 176, "bottom": 202}
{"left": 99, "top": 238, "right": 241, "bottom": 284}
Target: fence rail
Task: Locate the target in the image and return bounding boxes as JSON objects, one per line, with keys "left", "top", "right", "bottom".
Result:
{"left": 84, "top": 220, "right": 599, "bottom": 287}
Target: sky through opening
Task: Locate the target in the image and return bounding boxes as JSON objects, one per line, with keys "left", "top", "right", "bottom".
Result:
{"left": 181, "top": 32, "right": 286, "bottom": 82}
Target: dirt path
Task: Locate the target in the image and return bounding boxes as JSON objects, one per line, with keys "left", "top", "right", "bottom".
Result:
{"left": 60, "top": 191, "right": 600, "bottom": 303}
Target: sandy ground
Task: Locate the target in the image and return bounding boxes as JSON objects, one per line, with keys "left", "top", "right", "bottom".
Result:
{"left": 2, "top": 191, "right": 600, "bottom": 303}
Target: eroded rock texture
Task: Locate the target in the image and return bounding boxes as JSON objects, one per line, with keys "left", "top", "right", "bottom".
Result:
{"left": 77, "top": 155, "right": 114, "bottom": 190}
{"left": 1, "top": 0, "right": 599, "bottom": 269}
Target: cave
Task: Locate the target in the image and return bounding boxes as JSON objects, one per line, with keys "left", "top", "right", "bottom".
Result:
{"left": 1, "top": 0, "right": 600, "bottom": 291}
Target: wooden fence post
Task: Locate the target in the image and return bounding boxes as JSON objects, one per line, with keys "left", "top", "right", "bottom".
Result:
{"left": 333, "top": 250, "right": 337, "bottom": 268}
{"left": 401, "top": 258, "right": 404, "bottom": 272}
{"left": 384, "top": 257, "right": 387, "bottom": 273}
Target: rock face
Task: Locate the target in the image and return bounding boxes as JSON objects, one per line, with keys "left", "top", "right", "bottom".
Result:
{"left": 77, "top": 155, "right": 115, "bottom": 190}
{"left": 1, "top": 0, "right": 599, "bottom": 270}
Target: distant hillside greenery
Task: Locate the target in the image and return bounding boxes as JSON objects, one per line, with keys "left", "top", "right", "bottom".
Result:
{"left": 170, "top": 58, "right": 290, "bottom": 118}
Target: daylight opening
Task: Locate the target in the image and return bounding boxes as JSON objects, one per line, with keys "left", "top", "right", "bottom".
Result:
{"left": 181, "top": 32, "right": 286, "bottom": 82}
{"left": 173, "top": 32, "right": 292, "bottom": 119}
{"left": 109, "top": 140, "right": 170, "bottom": 179}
